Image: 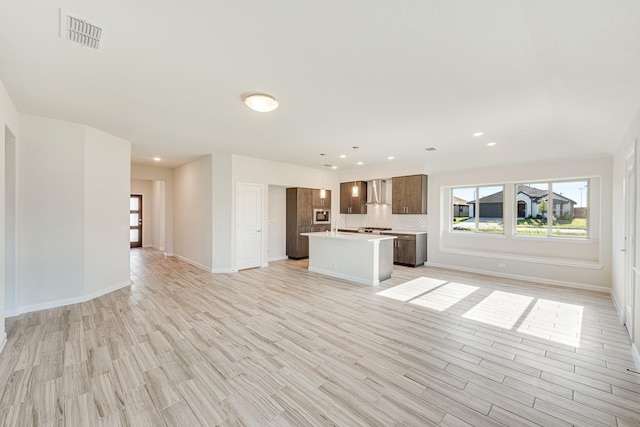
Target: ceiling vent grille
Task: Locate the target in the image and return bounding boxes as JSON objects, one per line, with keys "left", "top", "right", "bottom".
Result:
{"left": 59, "top": 9, "right": 106, "bottom": 50}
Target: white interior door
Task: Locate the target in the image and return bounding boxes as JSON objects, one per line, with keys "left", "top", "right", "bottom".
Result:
{"left": 237, "top": 183, "right": 263, "bottom": 270}
{"left": 624, "top": 147, "right": 636, "bottom": 336}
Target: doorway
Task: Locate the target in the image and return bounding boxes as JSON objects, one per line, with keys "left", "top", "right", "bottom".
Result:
{"left": 130, "top": 194, "right": 143, "bottom": 248}
{"left": 236, "top": 183, "right": 263, "bottom": 270}
{"left": 624, "top": 146, "right": 636, "bottom": 337}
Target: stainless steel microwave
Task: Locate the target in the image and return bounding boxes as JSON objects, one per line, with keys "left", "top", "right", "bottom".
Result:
{"left": 313, "top": 209, "right": 330, "bottom": 224}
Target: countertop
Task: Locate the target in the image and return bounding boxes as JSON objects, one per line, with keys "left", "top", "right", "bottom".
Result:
{"left": 301, "top": 231, "right": 396, "bottom": 242}
{"left": 337, "top": 228, "right": 427, "bottom": 235}
{"left": 382, "top": 230, "right": 427, "bottom": 236}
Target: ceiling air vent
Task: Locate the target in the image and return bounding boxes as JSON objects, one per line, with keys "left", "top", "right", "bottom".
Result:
{"left": 59, "top": 9, "right": 106, "bottom": 50}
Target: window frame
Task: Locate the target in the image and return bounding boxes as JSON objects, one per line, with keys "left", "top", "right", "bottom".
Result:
{"left": 451, "top": 185, "right": 505, "bottom": 234}
{"left": 449, "top": 178, "right": 591, "bottom": 240}
{"left": 514, "top": 179, "right": 590, "bottom": 239}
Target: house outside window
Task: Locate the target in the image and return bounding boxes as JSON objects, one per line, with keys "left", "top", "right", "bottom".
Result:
{"left": 515, "top": 180, "right": 588, "bottom": 237}
{"left": 450, "top": 179, "right": 589, "bottom": 238}
{"left": 452, "top": 186, "right": 504, "bottom": 233}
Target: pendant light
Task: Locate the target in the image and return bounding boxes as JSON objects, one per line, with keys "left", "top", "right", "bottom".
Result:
{"left": 320, "top": 158, "right": 328, "bottom": 199}
{"left": 352, "top": 146, "right": 359, "bottom": 197}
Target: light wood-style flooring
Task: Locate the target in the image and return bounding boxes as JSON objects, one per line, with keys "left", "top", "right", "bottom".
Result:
{"left": 0, "top": 248, "right": 639, "bottom": 426}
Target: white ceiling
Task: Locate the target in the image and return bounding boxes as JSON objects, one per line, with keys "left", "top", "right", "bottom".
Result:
{"left": 1, "top": 1, "right": 640, "bottom": 172}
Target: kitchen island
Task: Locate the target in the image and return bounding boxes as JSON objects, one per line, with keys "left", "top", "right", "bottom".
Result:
{"left": 300, "top": 231, "right": 396, "bottom": 285}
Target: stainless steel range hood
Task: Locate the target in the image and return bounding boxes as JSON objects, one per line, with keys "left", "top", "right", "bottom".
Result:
{"left": 366, "top": 179, "right": 387, "bottom": 204}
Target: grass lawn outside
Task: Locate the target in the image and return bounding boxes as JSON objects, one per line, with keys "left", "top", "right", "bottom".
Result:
{"left": 516, "top": 218, "right": 587, "bottom": 229}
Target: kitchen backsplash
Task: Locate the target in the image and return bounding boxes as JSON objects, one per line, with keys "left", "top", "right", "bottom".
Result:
{"left": 336, "top": 178, "right": 428, "bottom": 231}
{"left": 337, "top": 204, "right": 428, "bottom": 230}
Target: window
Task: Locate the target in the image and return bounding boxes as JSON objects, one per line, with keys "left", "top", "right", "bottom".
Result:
{"left": 515, "top": 180, "right": 588, "bottom": 238}
{"left": 452, "top": 185, "right": 504, "bottom": 233}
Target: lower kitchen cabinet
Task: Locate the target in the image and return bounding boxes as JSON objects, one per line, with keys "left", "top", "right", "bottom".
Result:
{"left": 385, "top": 233, "right": 427, "bottom": 267}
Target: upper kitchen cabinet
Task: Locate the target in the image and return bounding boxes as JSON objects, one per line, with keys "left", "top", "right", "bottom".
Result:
{"left": 312, "top": 189, "right": 331, "bottom": 208}
{"left": 340, "top": 181, "right": 367, "bottom": 214}
{"left": 392, "top": 174, "right": 428, "bottom": 214}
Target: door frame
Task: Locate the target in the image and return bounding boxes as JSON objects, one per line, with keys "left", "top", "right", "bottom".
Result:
{"left": 235, "top": 182, "right": 264, "bottom": 270}
{"left": 130, "top": 194, "right": 143, "bottom": 248}
{"left": 624, "top": 145, "right": 636, "bottom": 336}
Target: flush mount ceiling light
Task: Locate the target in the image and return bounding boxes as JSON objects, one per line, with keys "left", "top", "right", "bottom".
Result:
{"left": 487, "top": 142, "right": 497, "bottom": 147}
{"left": 242, "top": 92, "right": 279, "bottom": 112}
{"left": 473, "top": 132, "right": 485, "bottom": 137}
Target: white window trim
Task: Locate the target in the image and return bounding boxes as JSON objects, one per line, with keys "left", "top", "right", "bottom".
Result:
{"left": 448, "top": 178, "right": 592, "bottom": 241}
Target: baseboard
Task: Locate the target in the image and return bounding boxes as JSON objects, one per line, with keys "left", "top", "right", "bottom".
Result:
{"left": 425, "top": 261, "right": 611, "bottom": 294}
{"left": 6, "top": 280, "right": 132, "bottom": 318}
{"left": 211, "top": 268, "right": 237, "bottom": 273}
{"left": 632, "top": 344, "right": 640, "bottom": 370}
{"left": 173, "top": 254, "right": 213, "bottom": 272}
{"left": 0, "top": 332, "right": 7, "bottom": 354}
{"left": 267, "top": 255, "right": 288, "bottom": 262}
{"left": 611, "top": 291, "right": 624, "bottom": 322}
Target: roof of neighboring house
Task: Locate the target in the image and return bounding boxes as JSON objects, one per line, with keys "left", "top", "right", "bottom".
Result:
{"left": 453, "top": 196, "right": 468, "bottom": 205}
{"left": 468, "top": 185, "right": 577, "bottom": 204}
{"left": 517, "top": 185, "right": 548, "bottom": 200}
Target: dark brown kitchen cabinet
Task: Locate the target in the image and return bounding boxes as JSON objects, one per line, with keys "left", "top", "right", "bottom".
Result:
{"left": 384, "top": 232, "right": 427, "bottom": 267}
{"left": 340, "top": 181, "right": 367, "bottom": 214}
{"left": 312, "top": 189, "right": 331, "bottom": 209}
{"left": 392, "top": 174, "right": 428, "bottom": 214}
{"left": 286, "top": 188, "right": 313, "bottom": 259}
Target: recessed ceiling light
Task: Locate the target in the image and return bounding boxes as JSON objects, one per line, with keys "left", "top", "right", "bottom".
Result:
{"left": 339, "top": 154, "right": 346, "bottom": 158}
{"left": 153, "top": 157, "right": 161, "bottom": 161}
{"left": 331, "top": 165, "right": 338, "bottom": 169}
{"left": 387, "top": 156, "right": 394, "bottom": 160}
{"left": 487, "top": 142, "right": 497, "bottom": 147}
{"left": 242, "top": 92, "right": 279, "bottom": 112}
{"left": 473, "top": 132, "right": 485, "bottom": 137}
{"left": 425, "top": 147, "right": 437, "bottom": 151}
{"left": 357, "top": 161, "right": 363, "bottom": 165}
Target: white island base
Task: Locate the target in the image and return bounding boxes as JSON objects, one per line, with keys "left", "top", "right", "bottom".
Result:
{"left": 301, "top": 232, "right": 396, "bottom": 286}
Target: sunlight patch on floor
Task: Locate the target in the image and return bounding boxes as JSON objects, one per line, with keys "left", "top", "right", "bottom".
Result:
{"left": 376, "top": 277, "right": 447, "bottom": 301}
{"left": 462, "top": 291, "right": 534, "bottom": 329}
{"left": 378, "top": 276, "right": 584, "bottom": 347}
{"left": 410, "top": 282, "right": 479, "bottom": 312}
{"left": 516, "top": 299, "right": 584, "bottom": 347}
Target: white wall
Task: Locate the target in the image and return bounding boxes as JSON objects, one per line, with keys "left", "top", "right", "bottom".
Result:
{"left": 13, "top": 114, "right": 132, "bottom": 315}
{"left": 152, "top": 180, "right": 166, "bottom": 251}
{"left": 131, "top": 179, "right": 154, "bottom": 247}
{"left": 212, "top": 154, "right": 232, "bottom": 272}
{"left": 131, "top": 165, "right": 173, "bottom": 254}
{"left": 18, "top": 115, "right": 85, "bottom": 308}
{"left": 428, "top": 155, "right": 612, "bottom": 292}
{"left": 0, "top": 76, "right": 19, "bottom": 348}
{"left": 173, "top": 155, "right": 213, "bottom": 270}
{"left": 84, "top": 127, "right": 131, "bottom": 296}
